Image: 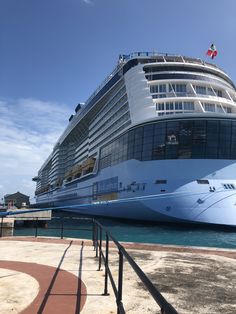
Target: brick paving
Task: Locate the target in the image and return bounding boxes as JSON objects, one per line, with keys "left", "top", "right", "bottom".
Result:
{"left": 0, "top": 260, "right": 86, "bottom": 314}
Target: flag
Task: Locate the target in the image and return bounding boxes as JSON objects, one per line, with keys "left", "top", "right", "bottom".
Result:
{"left": 206, "top": 44, "right": 218, "bottom": 59}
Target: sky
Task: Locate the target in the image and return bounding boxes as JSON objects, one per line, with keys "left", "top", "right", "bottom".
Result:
{"left": 0, "top": 0, "right": 235, "bottom": 203}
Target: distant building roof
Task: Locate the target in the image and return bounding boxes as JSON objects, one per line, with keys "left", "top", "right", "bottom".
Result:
{"left": 4, "top": 192, "right": 29, "bottom": 199}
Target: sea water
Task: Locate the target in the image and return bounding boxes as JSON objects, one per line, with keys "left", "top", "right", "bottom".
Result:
{"left": 13, "top": 212, "right": 236, "bottom": 249}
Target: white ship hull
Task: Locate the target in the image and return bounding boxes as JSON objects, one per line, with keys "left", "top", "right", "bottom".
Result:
{"left": 36, "top": 159, "right": 236, "bottom": 226}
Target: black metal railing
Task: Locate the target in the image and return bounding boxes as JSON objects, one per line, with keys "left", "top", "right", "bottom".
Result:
{"left": 92, "top": 220, "right": 178, "bottom": 314}
{"left": 0, "top": 210, "right": 178, "bottom": 314}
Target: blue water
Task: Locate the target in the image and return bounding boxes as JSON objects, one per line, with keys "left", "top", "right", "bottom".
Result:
{"left": 14, "top": 212, "right": 236, "bottom": 249}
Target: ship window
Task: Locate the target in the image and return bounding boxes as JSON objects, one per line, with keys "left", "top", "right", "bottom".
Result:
{"left": 156, "top": 103, "right": 164, "bottom": 111}
{"left": 204, "top": 103, "right": 215, "bottom": 112}
{"left": 146, "top": 73, "right": 233, "bottom": 90}
{"left": 156, "top": 101, "right": 194, "bottom": 114}
{"left": 216, "top": 105, "right": 224, "bottom": 113}
{"left": 155, "top": 180, "right": 167, "bottom": 184}
{"left": 99, "top": 118, "right": 236, "bottom": 171}
{"left": 178, "top": 120, "right": 192, "bottom": 158}
{"left": 153, "top": 94, "right": 164, "bottom": 99}
{"left": 197, "top": 180, "right": 209, "bottom": 184}
{"left": 150, "top": 85, "right": 157, "bottom": 93}
{"left": 195, "top": 85, "right": 207, "bottom": 95}
{"left": 207, "top": 87, "right": 215, "bottom": 96}
{"left": 223, "top": 106, "right": 232, "bottom": 113}
{"left": 223, "top": 184, "right": 235, "bottom": 190}
{"left": 184, "top": 102, "right": 194, "bottom": 111}
{"left": 150, "top": 84, "right": 166, "bottom": 94}
{"left": 214, "top": 89, "right": 223, "bottom": 97}
{"left": 169, "top": 84, "right": 187, "bottom": 95}
{"left": 175, "top": 102, "right": 183, "bottom": 110}
{"left": 218, "top": 120, "right": 232, "bottom": 159}
{"left": 166, "top": 121, "right": 179, "bottom": 158}
{"left": 166, "top": 102, "right": 174, "bottom": 110}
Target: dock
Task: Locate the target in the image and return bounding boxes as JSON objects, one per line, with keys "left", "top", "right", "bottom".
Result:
{"left": 0, "top": 208, "right": 51, "bottom": 235}
{"left": 0, "top": 218, "right": 14, "bottom": 236}
{"left": 6, "top": 208, "right": 51, "bottom": 221}
{"left": 0, "top": 237, "right": 236, "bottom": 313}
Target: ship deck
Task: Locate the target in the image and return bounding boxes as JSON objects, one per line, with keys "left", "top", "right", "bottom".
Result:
{"left": 0, "top": 237, "right": 236, "bottom": 313}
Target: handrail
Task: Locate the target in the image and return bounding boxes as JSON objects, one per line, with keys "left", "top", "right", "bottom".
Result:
{"left": 0, "top": 209, "right": 178, "bottom": 313}
{"left": 93, "top": 220, "right": 178, "bottom": 314}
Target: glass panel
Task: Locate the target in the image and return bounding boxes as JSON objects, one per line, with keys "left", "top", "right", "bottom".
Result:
{"left": 184, "top": 102, "right": 194, "bottom": 111}
{"left": 204, "top": 103, "right": 215, "bottom": 112}
{"left": 192, "top": 120, "right": 206, "bottom": 158}
{"left": 134, "top": 127, "right": 143, "bottom": 145}
{"left": 196, "top": 86, "right": 207, "bottom": 94}
{"left": 133, "top": 151, "right": 142, "bottom": 160}
{"left": 153, "top": 123, "right": 166, "bottom": 159}
{"left": 218, "top": 120, "right": 231, "bottom": 159}
{"left": 178, "top": 121, "right": 193, "bottom": 158}
{"left": 142, "top": 123, "right": 153, "bottom": 160}
{"left": 159, "top": 84, "right": 166, "bottom": 93}
{"left": 157, "top": 103, "right": 164, "bottom": 111}
{"left": 166, "top": 121, "right": 179, "bottom": 145}
{"left": 127, "top": 129, "right": 135, "bottom": 159}
{"left": 205, "top": 120, "right": 219, "bottom": 158}
{"left": 143, "top": 124, "right": 154, "bottom": 138}
{"left": 100, "top": 119, "right": 236, "bottom": 169}
{"left": 231, "top": 121, "right": 236, "bottom": 158}
{"left": 142, "top": 151, "right": 152, "bottom": 161}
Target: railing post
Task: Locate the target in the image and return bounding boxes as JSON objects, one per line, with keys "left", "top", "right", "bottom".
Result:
{"left": 117, "top": 248, "right": 124, "bottom": 313}
{"left": 95, "top": 223, "right": 98, "bottom": 258}
{"left": 0, "top": 217, "right": 3, "bottom": 237}
{"left": 35, "top": 218, "right": 38, "bottom": 238}
{"left": 92, "top": 219, "right": 95, "bottom": 250}
{"left": 60, "top": 217, "right": 64, "bottom": 239}
{"left": 103, "top": 232, "right": 109, "bottom": 296}
{"left": 98, "top": 226, "right": 102, "bottom": 271}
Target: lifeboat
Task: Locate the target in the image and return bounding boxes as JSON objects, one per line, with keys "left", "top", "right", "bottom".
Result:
{"left": 82, "top": 157, "right": 96, "bottom": 175}
{"left": 72, "top": 164, "right": 83, "bottom": 179}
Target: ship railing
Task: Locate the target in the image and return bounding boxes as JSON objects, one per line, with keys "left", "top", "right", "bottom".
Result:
{"left": 0, "top": 209, "right": 178, "bottom": 314}
{"left": 152, "top": 92, "right": 234, "bottom": 103}
{"left": 84, "top": 62, "right": 123, "bottom": 108}
{"left": 83, "top": 51, "right": 225, "bottom": 112}
{"left": 83, "top": 52, "right": 179, "bottom": 108}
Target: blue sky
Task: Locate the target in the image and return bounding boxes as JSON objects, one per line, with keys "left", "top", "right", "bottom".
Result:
{"left": 0, "top": 0, "right": 235, "bottom": 202}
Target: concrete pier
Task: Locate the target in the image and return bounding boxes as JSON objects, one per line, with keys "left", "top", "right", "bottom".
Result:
{"left": 7, "top": 208, "right": 51, "bottom": 221}
{"left": 0, "top": 237, "right": 236, "bottom": 313}
{"left": 0, "top": 218, "right": 14, "bottom": 236}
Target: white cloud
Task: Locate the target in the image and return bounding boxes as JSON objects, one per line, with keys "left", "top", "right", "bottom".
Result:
{"left": 0, "top": 98, "right": 72, "bottom": 203}
{"left": 82, "top": 0, "right": 93, "bottom": 4}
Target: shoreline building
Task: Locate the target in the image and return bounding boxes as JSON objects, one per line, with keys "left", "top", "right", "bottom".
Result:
{"left": 4, "top": 192, "right": 30, "bottom": 209}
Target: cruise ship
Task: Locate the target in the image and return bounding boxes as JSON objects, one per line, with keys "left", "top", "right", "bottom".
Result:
{"left": 33, "top": 52, "right": 236, "bottom": 226}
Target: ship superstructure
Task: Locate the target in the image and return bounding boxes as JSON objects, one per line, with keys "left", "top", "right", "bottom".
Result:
{"left": 33, "top": 52, "right": 236, "bottom": 226}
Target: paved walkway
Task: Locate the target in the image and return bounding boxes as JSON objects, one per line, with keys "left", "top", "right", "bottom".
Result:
{"left": 0, "top": 237, "right": 117, "bottom": 314}
{"left": 0, "top": 237, "right": 236, "bottom": 314}
{"left": 0, "top": 260, "right": 86, "bottom": 314}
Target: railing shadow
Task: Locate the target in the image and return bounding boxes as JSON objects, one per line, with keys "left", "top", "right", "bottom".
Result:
{"left": 76, "top": 240, "right": 84, "bottom": 313}
{"left": 37, "top": 241, "right": 73, "bottom": 314}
